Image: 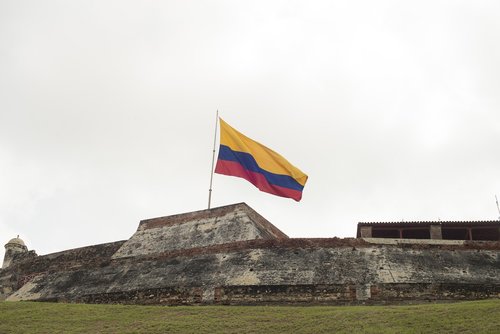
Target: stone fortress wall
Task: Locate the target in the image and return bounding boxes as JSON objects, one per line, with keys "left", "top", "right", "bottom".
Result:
{"left": 1, "top": 203, "right": 499, "bottom": 305}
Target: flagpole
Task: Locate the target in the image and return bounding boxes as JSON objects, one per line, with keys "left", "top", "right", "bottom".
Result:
{"left": 208, "top": 110, "right": 219, "bottom": 209}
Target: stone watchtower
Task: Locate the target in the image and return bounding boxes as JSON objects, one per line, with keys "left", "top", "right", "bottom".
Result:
{"left": 2, "top": 236, "right": 28, "bottom": 269}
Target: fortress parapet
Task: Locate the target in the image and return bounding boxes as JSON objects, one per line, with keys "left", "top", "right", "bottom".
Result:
{"left": 1, "top": 203, "right": 499, "bottom": 305}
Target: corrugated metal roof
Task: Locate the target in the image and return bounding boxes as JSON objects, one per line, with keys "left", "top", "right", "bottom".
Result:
{"left": 358, "top": 220, "right": 500, "bottom": 226}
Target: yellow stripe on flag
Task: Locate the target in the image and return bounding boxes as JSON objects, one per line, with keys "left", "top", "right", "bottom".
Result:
{"left": 219, "top": 118, "right": 307, "bottom": 186}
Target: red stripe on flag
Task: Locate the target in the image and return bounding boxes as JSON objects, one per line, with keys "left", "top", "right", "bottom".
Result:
{"left": 215, "top": 159, "right": 303, "bottom": 201}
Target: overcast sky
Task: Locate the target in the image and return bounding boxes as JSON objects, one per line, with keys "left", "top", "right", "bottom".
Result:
{"left": 1, "top": 0, "right": 500, "bottom": 261}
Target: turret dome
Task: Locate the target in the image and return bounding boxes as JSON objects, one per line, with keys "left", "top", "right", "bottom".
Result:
{"left": 6, "top": 237, "right": 26, "bottom": 247}
{"left": 3, "top": 236, "right": 28, "bottom": 269}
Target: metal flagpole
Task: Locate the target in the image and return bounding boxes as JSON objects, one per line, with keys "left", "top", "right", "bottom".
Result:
{"left": 208, "top": 110, "right": 219, "bottom": 209}
{"left": 496, "top": 195, "right": 500, "bottom": 220}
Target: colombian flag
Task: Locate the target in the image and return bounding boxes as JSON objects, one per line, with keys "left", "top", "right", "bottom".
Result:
{"left": 215, "top": 118, "right": 308, "bottom": 201}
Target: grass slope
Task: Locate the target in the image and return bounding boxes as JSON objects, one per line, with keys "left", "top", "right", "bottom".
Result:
{"left": 0, "top": 300, "right": 499, "bottom": 334}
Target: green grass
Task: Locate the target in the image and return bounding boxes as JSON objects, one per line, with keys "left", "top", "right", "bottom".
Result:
{"left": 0, "top": 299, "right": 499, "bottom": 334}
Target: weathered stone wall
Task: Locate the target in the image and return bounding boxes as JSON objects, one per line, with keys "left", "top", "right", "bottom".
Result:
{"left": 2, "top": 203, "right": 499, "bottom": 305}
{"left": 112, "top": 203, "right": 287, "bottom": 259}
{"left": 6, "top": 239, "right": 500, "bottom": 305}
{"left": 0, "top": 241, "right": 125, "bottom": 300}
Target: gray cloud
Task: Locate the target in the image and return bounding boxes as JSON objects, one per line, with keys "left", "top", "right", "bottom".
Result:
{"left": 1, "top": 0, "right": 500, "bottom": 260}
